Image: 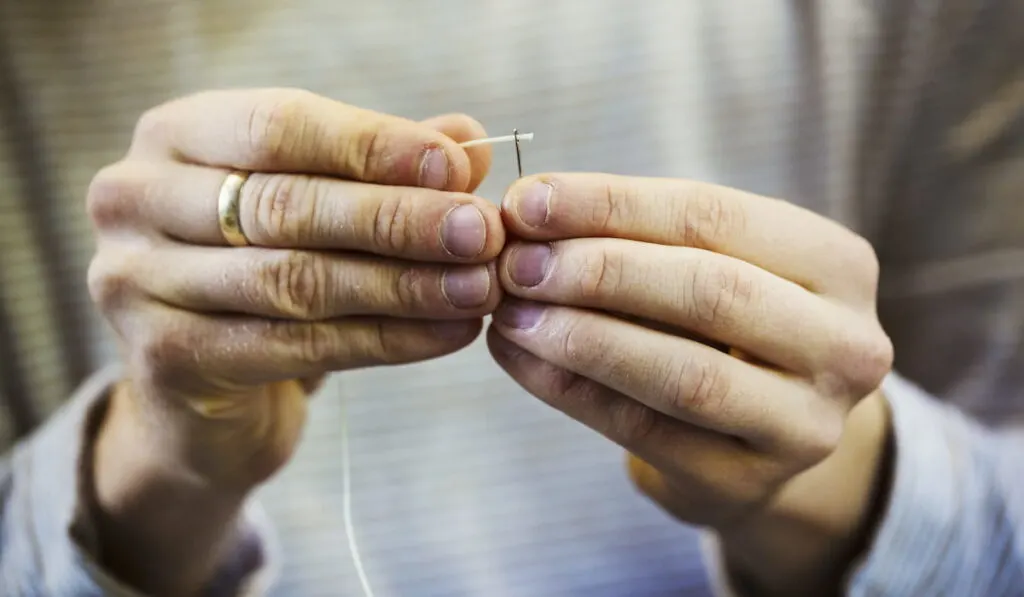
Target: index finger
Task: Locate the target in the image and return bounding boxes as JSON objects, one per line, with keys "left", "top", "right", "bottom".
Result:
{"left": 500, "top": 173, "right": 877, "bottom": 300}
{"left": 129, "top": 88, "right": 473, "bottom": 191}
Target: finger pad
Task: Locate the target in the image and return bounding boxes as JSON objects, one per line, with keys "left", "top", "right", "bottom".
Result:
{"left": 422, "top": 114, "right": 493, "bottom": 193}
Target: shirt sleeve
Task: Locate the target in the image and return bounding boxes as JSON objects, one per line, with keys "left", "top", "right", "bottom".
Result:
{"left": 0, "top": 365, "right": 281, "bottom": 596}
{"left": 846, "top": 373, "right": 1024, "bottom": 596}
{"left": 701, "top": 372, "right": 1024, "bottom": 597}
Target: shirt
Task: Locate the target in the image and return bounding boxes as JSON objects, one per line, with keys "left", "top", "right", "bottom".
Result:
{"left": 0, "top": 1, "right": 1022, "bottom": 595}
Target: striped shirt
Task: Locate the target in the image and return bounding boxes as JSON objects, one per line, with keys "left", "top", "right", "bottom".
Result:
{"left": 1, "top": 1, "right": 1022, "bottom": 595}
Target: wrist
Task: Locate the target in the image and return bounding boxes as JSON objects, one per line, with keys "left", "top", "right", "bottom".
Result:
{"left": 718, "top": 390, "right": 895, "bottom": 596}
{"left": 95, "top": 380, "right": 253, "bottom": 505}
{"left": 91, "top": 380, "right": 251, "bottom": 596}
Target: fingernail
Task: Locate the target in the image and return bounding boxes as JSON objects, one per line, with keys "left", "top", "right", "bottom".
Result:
{"left": 442, "top": 266, "right": 491, "bottom": 308}
{"left": 441, "top": 204, "right": 486, "bottom": 258}
{"left": 495, "top": 300, "right": 544, "bottom": 330}
{"left": 508, "top": 244, "right": 551, "bottom": 287}
{"left": 418, "top": 147, "right": 450, "bottom": 189}
{"left": 430, "top": 321, "right": 471, "bottom": 342}
{"left": 512, "top": 182, "right": 552, "bottom": 227}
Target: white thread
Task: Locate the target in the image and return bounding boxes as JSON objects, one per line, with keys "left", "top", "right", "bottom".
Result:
{"left": 341, "top": 130, "right": 534, "bottom": 597}
{"left": 341, "top": 393, "right": 376, "bottom": 597}
{"left": 459, "top": 132, "right": 534, "bottom": 148}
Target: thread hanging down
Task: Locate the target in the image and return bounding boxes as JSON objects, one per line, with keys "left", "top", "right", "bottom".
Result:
{"left": 340, "top": 130, "right": 534, "bottom": 597}
{"left": 341, "top": 392, "right": 376, "bottom": 597}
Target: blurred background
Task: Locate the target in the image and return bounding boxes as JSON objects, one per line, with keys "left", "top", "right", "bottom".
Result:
{"left": 2, "top": 1, "right": 1021, "bottom": 596}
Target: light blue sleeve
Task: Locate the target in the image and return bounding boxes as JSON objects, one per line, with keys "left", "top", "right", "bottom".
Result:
{"left": 702, "top": 372, "right": 1024, "bottom": 597}
{"left": 0, "top": 366, "right": 279, "bottom": 596}
{"left": 846, "top": 373, "right": 1024, "bottom": 596}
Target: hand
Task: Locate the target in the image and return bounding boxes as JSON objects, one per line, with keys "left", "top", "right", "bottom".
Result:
{"left": 488, "top": 174, "right": 894, "bottom": 593}
{"left": 85, "top": 89, "right": 503, "bottom": 594}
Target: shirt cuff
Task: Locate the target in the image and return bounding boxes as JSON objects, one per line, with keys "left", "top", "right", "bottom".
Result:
{"left": 699, "top": 371, "right": 964, "bottom": 597}
{"left": 7, "top": 365, "right": 279, "bottom": 596}
{"left": 845, "top": 372, "right": 980, "bottom": 595}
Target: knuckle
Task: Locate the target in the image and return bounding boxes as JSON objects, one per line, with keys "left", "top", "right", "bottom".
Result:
{"left": 677, "top": 186, "right": 746, "bottom": 249}
{"left": 606, "top": 400, "right": 661, "bottom": 447}
{"left": 597, "top": 180, "right": 638, "bottom": 231}
{"left": 135, "top": 324, "right": 193, "bottom": 386}
{"left": 86, "top": 164, "right": 144, "bottom": 228}
{"left": 774, "top": 400, "right": 847, "bottom": 473}
{"left": 392, "top": 267, "right": 431, "bottom": 314}
{"left": 282, "top": 322, "right": 338, "bottom": 365}
{"left": 247, "top": 174, "right": 318, "bottom": 244}
{"left": 371, "top": 193, "right": 418, "bottom": 254}
{"left": 796, "top": 410, "right": 846, "bottom": 466}
{"left": 851, "top": 331, "right": 895, "bottom": 394}
{"left": 663, "top": 355, "right": 731, "bottom": 417}
{"left": 576, "top": 247, "right": 626, "bottom": 300}
{"left": 87, "top": 254, "right": 137, "bottom": 310}
{"left": 822, "top": 326, "right": 894, "bottom": 399}
{"left": 350, "top": 121, "right": 387, "bottom": 180}
{"left": 131, "top": 105, "right": 172, "bottom": 148}
{"left": 365, "top": 320, "right": 408, "bottom": 365}
{"left": 545, "top": 368, "right": 592, "bottom": 402}
{"left": 722, "top": 465, "right": 778, "bottom": 513}
{"left": 560, "top": 315, "right": 600, "bottom": 371}
{"left": 258, "top": 251, "right": 329, "bottom": 319}
{"left": 685, "top": 259, "right": 755, "bottom": 326}
{"left": 243, "top": 91, "right": 316, "bottom": 163}
{"left": 869, "top": 332, "right": 896, "bottom": 377}
{"left": 847, "top": 234, "right": 882, "bottom": 289}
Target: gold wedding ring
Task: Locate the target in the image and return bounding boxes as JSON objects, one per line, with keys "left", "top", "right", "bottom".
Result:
{"left": 217, "top": 171, "right": 251, "bottom": 247}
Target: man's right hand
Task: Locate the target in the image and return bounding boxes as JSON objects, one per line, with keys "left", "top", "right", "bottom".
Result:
{"left": 83, "top": 89, "right": 503, "bottom": 594}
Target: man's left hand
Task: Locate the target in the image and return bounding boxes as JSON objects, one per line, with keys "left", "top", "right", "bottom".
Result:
{"left": 488, "top": 173, "right": 895, "bottom": 594}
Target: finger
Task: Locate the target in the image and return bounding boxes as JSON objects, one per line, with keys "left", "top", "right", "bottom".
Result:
{"left": 420, "top": 114, "right": 493, "bottom": 193}
{"left": 501, "top": 173, "right": 878, "bottom": 300}
{"left": 486, "top": 327, "right": 782, "bottom": 514}
{"left": 625, "top": 454, "right": 753, "bottom": 527}
{"left": 124, "top": 303, "right": 484, "bottom": 390}
{"left": 499, "top": 238, "right": 857, "bottom": 374}
{"left": 491, "top": 299, "right": 839, "bottom": 461}
{"left": 88, "top": 160, "right": 504, "bottom": 261}
{"left": 134, "top": 244, "right": 500, "bottom": 320}
{"left": 129, "top": 88, "right": 474, "bottom": 191}
{"left": 627, "top": 455, "right": 681, "bottom": 514}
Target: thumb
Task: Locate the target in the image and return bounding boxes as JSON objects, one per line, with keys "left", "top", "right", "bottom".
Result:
{"left": 627, "top": 452, "right": 691, "bottom": 522}
{"left": 420, "top": 113, "right": 493, "bottom": 193}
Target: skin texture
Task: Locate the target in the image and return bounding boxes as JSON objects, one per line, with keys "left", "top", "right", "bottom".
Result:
{"left": 87, "top": 89, "right": 894, "bottom": 596}
{"left": 489, "top": 174, "right": 894, "bottom": 594}
{"left": 87, "top": 89, "right": 499, "bottom": 595}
